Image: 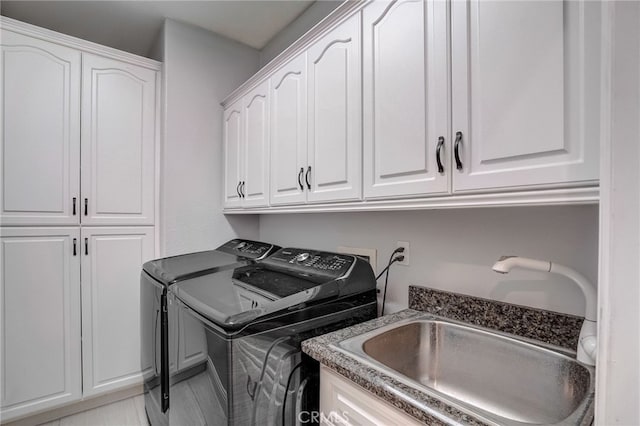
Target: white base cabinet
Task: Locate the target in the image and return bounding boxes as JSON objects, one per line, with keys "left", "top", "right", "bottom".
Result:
{"left": 319, "top": 366, "right": 422, "bottom": 426}
{"left": 0, "top": 228, "right": 82, "bottom": 421}
{"left": 80, "top": 227, "right": 155, "bottom": 397}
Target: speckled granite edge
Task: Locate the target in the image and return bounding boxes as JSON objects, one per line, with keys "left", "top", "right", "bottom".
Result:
{"left": 302, "top": 310, "right": 491, "bottom": 426}
{"left": 409, "top": 285, "right": 583, "bottom": 349}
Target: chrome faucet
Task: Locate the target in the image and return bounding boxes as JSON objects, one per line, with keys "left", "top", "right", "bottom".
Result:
{"left": 492, "top": 256, "right": 597, "bottom": 366}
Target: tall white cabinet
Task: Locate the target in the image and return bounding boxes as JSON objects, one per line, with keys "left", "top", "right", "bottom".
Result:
{"left": 0, "top": 17, "right": 159, "bottom": 422}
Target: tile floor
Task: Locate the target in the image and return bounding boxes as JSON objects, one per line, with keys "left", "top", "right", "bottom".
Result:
{"left": 38, "top": 395, "right": 148, "bottom": 426}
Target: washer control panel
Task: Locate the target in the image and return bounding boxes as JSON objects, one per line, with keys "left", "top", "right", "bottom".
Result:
{"left": 265, "top": 248, "right": 355, "bottom": 279}
{"left": 218, "top": 239, "right": 276, "bottom": 259}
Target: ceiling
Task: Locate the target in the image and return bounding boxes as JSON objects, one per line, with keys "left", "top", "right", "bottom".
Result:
{"left": 0, "top": 1, "right": 316, "bottom": 58}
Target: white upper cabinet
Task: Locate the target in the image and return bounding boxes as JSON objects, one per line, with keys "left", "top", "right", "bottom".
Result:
{"left": 0, "top": 228, "right": 82, "bottom": 421}
{"left": 270, "top": 54, "right": 308, "bottom": 206}
{"left": 81, "top": 53, "right": 157, "bottom": 225}
{"left": 223, "top": 82, "right": 270, "bottom": 209}
{"left": 80, "top": 227, "right": 155, "bottom": 397}
{"left": 362, "top": 0, "right": 449, "bottom": 199}
{"left": 223, "top": 100, "right": 243, "bottom": 208}
{"left": 451, "top": 0, "right": 600, "bottom": 192}
{"left": 242, "top": 81, "right": 270, "bottom": 207}
{"left": 0, "top": 30, "right": 81, "bottom": 225}
{"left": 307, "top": 13, "right": 362, "bottom": 203}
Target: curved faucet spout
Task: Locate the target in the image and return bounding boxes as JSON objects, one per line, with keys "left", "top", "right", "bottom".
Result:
{"left": 492, "top": 255, "right": 597, "bottom": 366}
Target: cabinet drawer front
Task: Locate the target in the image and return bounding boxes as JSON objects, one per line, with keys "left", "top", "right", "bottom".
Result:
{"left": 81, "top": 53, "right": 157, "bottom": 225}
{"left": 1, "top": 30, "right": 81, "bottom": 225}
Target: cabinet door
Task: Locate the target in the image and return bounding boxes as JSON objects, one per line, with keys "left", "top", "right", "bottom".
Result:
{"left": 307, "top": 13, "right": 362, "bottom": 203}
{"left": 0, "top": 30, "right": 80, "bottom": 225}
{"left": 362, "top": 0, "right": 449, "bottom": 199}
{"left": 81, "top": 53, "right": 157, "bottom": 225}
{"left": 451, "top": 0, "right": 600, "bottom": 191}
{"left": 319, "top": 366, "right": 422, "bottom": 426}
{"left": 80, "top": 227, "right": 154, "bottom": 397}
{"left": 0, "top": 228, "right": 81, "bottom": 422}
{"left": 242, "top": 81, "right": 270, "bottom": 207}
{"left": 176, "top": 305, "right": 207, "bottom": 372}
{"left": 223, "top": 101, "right": 243, "bottom": 208}
{"left": 269, "top": 54, "right": 308, "bottom": 206}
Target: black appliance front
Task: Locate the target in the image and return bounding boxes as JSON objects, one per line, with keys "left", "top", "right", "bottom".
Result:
{"left": 140, "top": 239, "right": 280, "bottom": 426}
{"left": 149, "top": 247, "right": 377, "bottom": 425}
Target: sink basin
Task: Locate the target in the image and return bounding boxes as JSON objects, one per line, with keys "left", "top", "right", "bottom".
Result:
{"left": 335, "top": 317, "right": 594, "bottom": 425}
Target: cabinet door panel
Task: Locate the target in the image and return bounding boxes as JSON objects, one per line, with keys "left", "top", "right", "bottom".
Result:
{"left": 307, "top": 13, "right": 362, "bottom": 203}
{"left": 363, "top": 0, "right": 449, "bottom": 199}
{"left": 243, "top": 81, "right": 270, "bottom": 207}
{"left": 0, "top": 228, "right": 81, "bottom": 421}
{"left": 269, "top": 54, "right": 308, "bottom": 206}
{"left": 81, "top": 53, "right": 156, "bottom": 225}
{"left": 451, "top": 0, "right": 600, "bottom": 191}
{"left": 0, "top": 30, "right": 80, "bottom": 225}
{"left": 80, "top": 227, "right": 154, "bottom": 397}
{"left": 223, "top": 102, "right": 243, "bottom": 208}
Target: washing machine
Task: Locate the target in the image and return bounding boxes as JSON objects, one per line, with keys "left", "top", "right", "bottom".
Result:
{"left": 140, "top": 239, "right": 280, "bottom": 426}
{"left": 151, "top": 246, "right": 377, "bottom": 425}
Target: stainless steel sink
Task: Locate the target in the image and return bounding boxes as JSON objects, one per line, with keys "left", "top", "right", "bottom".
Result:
{"left": 335, "top": 316, "right": 594, "bottom": 425}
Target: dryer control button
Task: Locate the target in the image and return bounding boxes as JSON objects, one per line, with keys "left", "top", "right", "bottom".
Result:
{"left": 295, "top": 252, "right": 310, "bottom": 262}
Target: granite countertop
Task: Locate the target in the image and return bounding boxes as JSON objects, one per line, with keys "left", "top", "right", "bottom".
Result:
{"left": 301, "top": 286, "right": 592, "bottom": 426}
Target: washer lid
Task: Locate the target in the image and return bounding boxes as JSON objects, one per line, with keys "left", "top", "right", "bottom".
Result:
{"left": 142, "top": 239, "right": 278, "bottom": 286}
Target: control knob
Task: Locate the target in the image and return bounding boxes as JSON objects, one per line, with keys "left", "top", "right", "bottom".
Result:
{"left": 295, "top": 252, "right": 310, "bottom": 263}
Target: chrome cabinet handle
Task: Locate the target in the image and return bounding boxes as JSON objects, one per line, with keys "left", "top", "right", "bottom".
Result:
{"left": 73, "top": 238, "right": 77, "bottom": 256}
{"left": 84, "top": 198, "right": 88, "bottom": 216}
{"left": 436, "top": 136, "right": 445, "bottom": 174}
{"left": 297, "top": 168, "right": 304, "bottom": 191}
{"left": 240, "top": 181, "right": 245, "bottom": 198}
{"left": 73, "top": 197, "right": 77, "bottom": 215}
{"left": 454, "top": 131, "right": 463, "bottom": 170}
{"left": 305, "top": 166, "right": 311, "bottom": 190}
{"left": 84, "top": 238, "right": 88, "bottom": 255}
{"left": 236, "top": 181, "right": 241, "bottom": 198}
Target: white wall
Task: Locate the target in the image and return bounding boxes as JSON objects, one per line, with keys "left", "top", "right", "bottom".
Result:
{"left": 160, "top": 19, "right": 260, "bottom": 256}
{"left": 259, "top": 206, "right": 598, "bottom": 316}
{"left": 259, "top": 0, "right": 342, "bottom": 67}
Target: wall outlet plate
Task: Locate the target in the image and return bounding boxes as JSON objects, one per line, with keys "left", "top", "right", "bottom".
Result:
{"left": 337, "top": 246, "right": 377, "bottom": 273}
{"left": 396, "top": 241, "right": 410, "bottom": 266}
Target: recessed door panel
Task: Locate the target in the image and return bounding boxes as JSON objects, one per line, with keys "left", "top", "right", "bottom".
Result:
{"left": 451, "top": 0, "right": 600, "bottom": 191}
{"left": 0, "top": 228, "right": 81, "bottom": 421}
{"left": 81, "top": 53, "right": 156, "bottom": 224}
{"left": 0, "top": 30, "right": 80, "bottom": 225}
{"left": 363, "top": 0, "right": 449, "bottom": 199}
{"left": 243, "top": 81, "right": 270, "bottom": 207}
{"left": 81, "top": 227, "right": 154, "bottom": 396}
{"left": 307, "top": 13, "right": 362, "bottom": 203}
{"left": 270, "top": 54, "right": 307, "bottom": 205}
